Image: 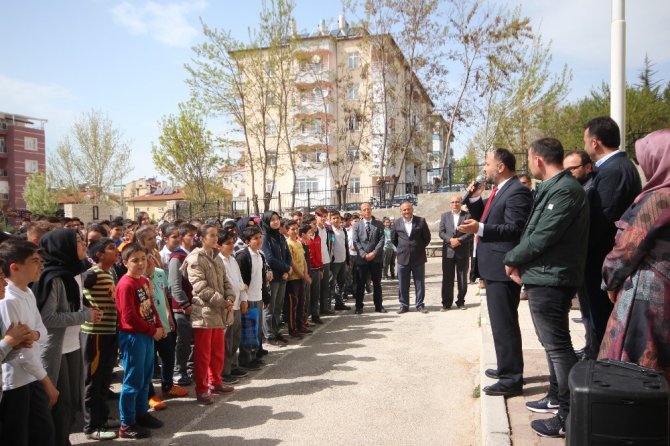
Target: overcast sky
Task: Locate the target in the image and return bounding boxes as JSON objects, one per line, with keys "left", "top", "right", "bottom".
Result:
{"left": 2, "top": 0, "right": 668, "bottom": 183}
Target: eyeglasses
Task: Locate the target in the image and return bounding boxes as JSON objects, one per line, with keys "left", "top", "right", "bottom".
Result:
{"left": 566, "top": 164, "right": 584, "bottom": 171}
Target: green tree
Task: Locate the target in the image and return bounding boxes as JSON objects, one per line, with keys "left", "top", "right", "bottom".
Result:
{"left": 51, "top": 109, "right": 131, "bottom": 203}
{"left": 23, "top": 171, "right": 59, "bottom": 215}
{"left": 152, "top": 104, "right": 223, "bottom": 209}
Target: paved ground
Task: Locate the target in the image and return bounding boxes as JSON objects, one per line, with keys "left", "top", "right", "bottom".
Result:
{"left": 71, "top": 257, "right": 483, "bottom": 445}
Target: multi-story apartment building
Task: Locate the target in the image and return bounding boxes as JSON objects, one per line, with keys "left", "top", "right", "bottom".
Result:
{"left": 0, "top": 112, "right": 47, "bottom": 210}
{"left": 232, "top": 17, "right": 442, "bottom": 210}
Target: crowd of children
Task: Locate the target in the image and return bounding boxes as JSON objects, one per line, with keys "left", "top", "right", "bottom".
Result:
{"left": 0, "top": 207, "right": 395, "bottom": 444}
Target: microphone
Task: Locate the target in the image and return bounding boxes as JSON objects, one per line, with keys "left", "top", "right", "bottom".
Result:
{"left": 462, "top": 174, "right": 485, "bottom": 203}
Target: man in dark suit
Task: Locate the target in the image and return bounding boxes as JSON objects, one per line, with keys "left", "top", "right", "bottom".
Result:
{"left": 439, "top": 196, "right": 472, "bottom": 310}
{"left": 459, "top": 148, "right": 533, "bottom": 396}
{"left": 351, "top": 202, "right": 387, "bottom": 314}
{"left": 582, "top": 116, "right": 641, "bottom": 356}
{"left": 392, "top": 201, "right": 431, "bottom": 314}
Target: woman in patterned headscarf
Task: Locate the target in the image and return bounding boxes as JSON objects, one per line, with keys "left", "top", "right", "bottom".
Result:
{"left": 599, "top": 129, "right": 670, "bottom": 380}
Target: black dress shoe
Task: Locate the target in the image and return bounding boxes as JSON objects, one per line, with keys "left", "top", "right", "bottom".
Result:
{"left": 396, "top": 307, "right": 409, "bottom": 314}
{"left": 482, "top": 381, "right": 522, "bottom": 397}
{"left": 375, "top": 307, "right": 388, "bottom": 313}
{"left": 354, "top": 308, "right": 363, "bottom": 315}
{"left": 334, "top": 303, "right": 350, "bottom": 311}
{"left": 485, "top": 369, "right": 499, "bottom": 379}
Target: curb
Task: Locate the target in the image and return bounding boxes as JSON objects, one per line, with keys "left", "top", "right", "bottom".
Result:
{"left": 479, "top": 286, "right": 512, "bottom": 446}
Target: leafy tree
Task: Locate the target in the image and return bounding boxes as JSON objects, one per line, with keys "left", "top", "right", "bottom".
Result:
{"left": 23, "top": 171, "right": 59, "bottom": 215}
{"left": 51, "top": 109, "right": 131, "bottom": 203}
{"left": 152, "top": 104, "right": 223, "bottom": 209}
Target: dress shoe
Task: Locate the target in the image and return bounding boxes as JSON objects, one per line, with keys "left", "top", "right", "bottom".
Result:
{"left": 440, "top": 306, "right": 450, "bottom": 312}
{"left": 418, "top": 307, "right": 429, "bottom": 314}
{"left": 354, "top": 308, "right": 363, "bottom": 315}
{"left": 312, "top": 317, "right": 324, "bottom": 324}
{"left": 375, "top": 307, "right": 388, "bottom": 313}
{"left": 299, "top": 327, "right": 312, "bottom": 334}
{"left": 458, "top": 305, "right": 466, "bottom": 310}
{"left": 321, "top": 309, "right": 335, "bottom": 316}
{"left": 257, "top": 348, "right": 269, "bottom": 357}
{"left": 484, "top": 369, "right": 499, "bottom": 379}
{"left": 482, "top": 381, "right": 522, "bottom": 397}
{"left": 396, "top": 307, "right": 409, "bottom": 314}
{"left": 334, "top": 303, "right": 351, "bottom": 311}
{"left": 288, "top": 330, "right": 303, "bottom": 339}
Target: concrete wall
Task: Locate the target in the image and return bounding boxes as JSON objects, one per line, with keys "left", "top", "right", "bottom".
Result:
{"left": 64, "top": 203, "right": 123, "bottom": 224}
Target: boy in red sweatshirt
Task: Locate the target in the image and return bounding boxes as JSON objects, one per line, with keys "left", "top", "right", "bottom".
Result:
{"left": 116, "top": 244, "right": 166, "bottom": 439}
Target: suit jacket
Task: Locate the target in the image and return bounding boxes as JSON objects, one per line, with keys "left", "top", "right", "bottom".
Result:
{"left": 468, "top": 176, "right": 533, "bottom": 282}
{"left": 392, "top": 215, "right": 431, "bottom": 265}
{"left": 351, "top": 218, "right": 385, "bottom": 265}
{"left": 439, "top": 210, "right": 473, "bottom": 259}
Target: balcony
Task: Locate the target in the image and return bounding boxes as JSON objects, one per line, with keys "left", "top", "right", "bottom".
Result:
{"left": 0, "top": 169, "right": 7, "bottom": 177}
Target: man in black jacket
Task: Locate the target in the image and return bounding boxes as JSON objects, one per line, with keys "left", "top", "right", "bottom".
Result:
{"left": 438, "top": 196, "right": 472, "bottom": 310}
{"left": 582, "top": 116, "right": 641, "bottom": 356}
{"left": 459, "top": 148, "right": 533, "bottom": 397}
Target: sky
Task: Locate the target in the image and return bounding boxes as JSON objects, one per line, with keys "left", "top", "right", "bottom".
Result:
{"left": 2, "top": 0, "right": 669, "bottom": 184}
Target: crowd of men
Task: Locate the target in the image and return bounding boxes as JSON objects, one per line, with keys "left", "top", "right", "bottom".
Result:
{"left": 0, "top": 115, "right": 646, "bottom": 443}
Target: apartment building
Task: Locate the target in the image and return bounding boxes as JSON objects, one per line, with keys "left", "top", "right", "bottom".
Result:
{"left": 0, "top": 112, "right": 47, "bottom": 210}
{"left": 232, "top": 17, "right": 441, "bottom": 209}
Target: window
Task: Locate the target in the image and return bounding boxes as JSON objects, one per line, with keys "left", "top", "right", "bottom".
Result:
{"left": 0, "top": 137, "right": 5, "bottom": 153}
{"left": 296, "top": 177, "right": 320, "bottom": 193}
{"left": 266, "top": 151, "right": 277, "bottom": 167}
{"left": 311, "top": 118, "right": 322, "bottom": 134}
{"left": 347, "top": 84, "right": 359, "bottom": 100}
{"left": 25, "top": 159, "right": 38, "bottom": 173}
{"left": 348, "top": 177, "right": 360, "bottom": 194}
{"left": 347, "top": 113, "right": 360, "bottom": 131}
{"left": 347, "top": 146, "right": 359, "bottom": 162}
{"left": 266, "top": 122, "right": 278, "bottom": 136}
{"left": 311, "top": 149, "right": 324, "bottom": 163}
{"left": 300, "top": 120, "right": 307, "bottom": 135}
{"left": 25, "top": 137, "right": 38, "bottom": 151}
{"left": 348, "top": 52, "right": 360, "bottom": 69}
{"left": 312, "top": 88, "right": 321, "bottom": 101}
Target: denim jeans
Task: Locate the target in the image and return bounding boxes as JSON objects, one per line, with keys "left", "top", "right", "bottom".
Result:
{"left": 526, "top": 285, "right": 578, "bottom": 419}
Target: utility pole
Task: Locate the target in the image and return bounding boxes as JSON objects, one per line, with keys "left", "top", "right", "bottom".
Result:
{"left": 611, "top": 0, "right": 626, "bottom": 150}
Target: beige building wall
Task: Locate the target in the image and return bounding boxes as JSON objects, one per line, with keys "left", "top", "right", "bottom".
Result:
{"left": 64, "top": 203, "right": 123, "bottom": 224}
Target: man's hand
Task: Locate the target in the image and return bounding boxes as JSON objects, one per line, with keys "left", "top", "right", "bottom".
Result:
{"left": 365, "top": 252, "right": 376, "bottom": 262}
{"left": 305, "top": 275, "right": 312, "bottom": 285}
{"left": 466, "top": 180, "right": 484, "bottom": 199}
{"left": 458, "top": 219, "right": 480, "bottom": 235}
{"left": 449, "top": 238, "right": 461, "bottom": 249}
{"left": 42, "top": 377, "right": 60, "bottom": 409}
{"left": 504, "top": 265, "right": 522, "bottom": 285}
{"left": 3, "top": 322, "right": 33, "bottom": 348}
{"left": 607, "top": 289, "right": 618, "bottom": 304}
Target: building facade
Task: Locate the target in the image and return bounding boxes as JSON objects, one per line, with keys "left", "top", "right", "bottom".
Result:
{"left": 0, "top": 112, "right": 47, "bottom": 210}
{"left": 231, "top": 18, "right": 441, "bottom": 210}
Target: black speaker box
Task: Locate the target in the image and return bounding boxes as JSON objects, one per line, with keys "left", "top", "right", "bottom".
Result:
{"left": 567, "top": 360, "right": 669, "bottom": 445}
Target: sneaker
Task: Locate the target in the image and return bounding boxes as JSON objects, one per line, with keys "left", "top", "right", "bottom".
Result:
{"left": 275, "top": 333, "right": 289, "bottom": 344}
{"left": 530, "top": 414, "right": 565, "bottom": 438}
{"left": 334, "top": 303, "right": 350, "bottom": 311}
{"left": 148, "top": 395, "right": 167, "bottom": 410}
{"left": 174, "top": 374, "right": 192, "bottom": 386}
{"left": 257, "top": 348, "right": 269, "bottom": 357}
{"left": 136, "top": 412, "right": 164, "bottom": 429}
{"left": 241, "top": 362, "right": 261, "bottom": 371}
{"left": 299, "top": 327, "right": 312, "bottom": 334}
{"left": 85, "top": 429, "right": 118, "bottom": 440}
{"left": 222, "top": 375, "right": 239, "bottom": 384}
{"left": 231, "top": 368, "right": 249, "bottom": 377}
{"left": 197, "top": 392, "right": 213, "bottom": 405}
{"left": 526, "top": 395, "right": 560, "bottom": 414}
{"left": 162, "top": 385, "right": 188, "bottom": 398}
{"left": 118, "top": 424, "right": 151, "bottom": 439}
{"left": 253, "top": 358, "right": 266, "bottom": 366}
{"left": 210, "top": 383, "right": 235, "bottom": 394}
{"left": 288, "top": 330, "right": 303, "bottom": 339}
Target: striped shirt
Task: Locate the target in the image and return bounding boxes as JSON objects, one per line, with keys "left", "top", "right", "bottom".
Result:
{"left": 82, "top": 266, "right": 117, "bottom": 335}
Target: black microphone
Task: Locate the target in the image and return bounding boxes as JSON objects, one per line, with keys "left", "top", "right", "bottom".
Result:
{"left": 462, "top": 174, "right": 485, "bottom": 203}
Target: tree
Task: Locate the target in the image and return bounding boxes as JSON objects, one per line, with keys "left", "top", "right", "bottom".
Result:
{"left": 23, "top": 171, "right": 59, "bottom": 215}
{"left": 51, "top": 109, "right": 132, "bottom": 203}
{"left": 152, "top": 104, "right": 223, "bottom": 210}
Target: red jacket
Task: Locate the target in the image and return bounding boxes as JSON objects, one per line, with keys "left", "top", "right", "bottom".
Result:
{"left": 308, "top": 234, "right": 323, "bottom": 270}
{"left": 116, "top": 275, "right": 162, "bottom": 336}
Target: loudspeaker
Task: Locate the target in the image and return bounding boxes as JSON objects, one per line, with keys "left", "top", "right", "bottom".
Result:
{"left": 568, "top": 360, "right": 669, "bottom": 445}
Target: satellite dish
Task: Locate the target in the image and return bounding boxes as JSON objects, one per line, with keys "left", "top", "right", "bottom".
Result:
{"left": 318, "top": 153, "right": 327, "bottom": 163}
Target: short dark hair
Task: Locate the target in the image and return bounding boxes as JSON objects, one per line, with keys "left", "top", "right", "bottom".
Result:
{"left": 291, "top": 210, "right": 303, "bottom": 218}
{"left": 218, "top": 229, "right": 237, "bottom": 245}
{"left": 87, "top": 238, "right": 115, "bottom": 262}
{"left": 330, "top": 211, "right": 341, "bottom": 218}
{"left": 565, "top": 150, "right": 593, "bottom": 167}
{"left": 87, "top": 224, "right": 109, "bottom": 238}
{"left": 178, "top": 223, "right": 198, "bottom": 237}
{"left": 0, "top": 239, "right": 41, "bottom": 277}
{"left": 342, "top": 212, "right": 352, "bottom": 221}
{"left": 584, "top": 116, "right": 620, "bottom": 148}
{"left": 303, "top": 215, "right": 316, "bottom": 225}
{"left": 197, "top": 224, "right": 217, "bottom": 238}
{"left": 162, "top": 224, "right": 178, "bottom": 238}
{"left": 299, "top": 224, "right": 312, "bottom": 236}
{"left": 314, "top": 207, "right": 328, "bottom": 217}
{"left": 242, "top": 226, "right": 262, "bottom": 242}
{"left": 493, "top": 148, "right": 516, "bottom": 172}
{"left": 283, "top": 219, "right": 298, "bottom": 229}
{"left": 530, "top": 138, "right": 564, "bottom": 166}
{"left": 121, "top": 243, "right": 147, "bottom": 261}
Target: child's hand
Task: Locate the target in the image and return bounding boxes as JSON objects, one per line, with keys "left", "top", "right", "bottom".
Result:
{"left": 153, "top": 328, "right": 166, "bottom": 341}
{"left": 3, "top": 322, "right": 33, "bottom": 348}
{"left": 306, "top": 276, "right": 312, "bottom": 285}
{"left": 90, "top": 308, "right": 104, "bottom": 323}
{"left": 266, "top": 272, "right": 274, "bottom": 282}
{"left": 41, "top": 377, "right": 60, "bottom": 409}
{"left": 240, "top": 301, "right": 248, "bottom": 314}
{"left": 226, "top": 299, "right": 234, "bottom": 311}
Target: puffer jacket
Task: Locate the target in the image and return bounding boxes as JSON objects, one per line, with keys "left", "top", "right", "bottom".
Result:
{"left": 181, "top": 247, "right": 234, "bottom": 328}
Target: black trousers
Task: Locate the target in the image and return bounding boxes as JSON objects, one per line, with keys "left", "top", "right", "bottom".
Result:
{"left": 486, "top": 280, "right": 524, "bottom": 387}
{"left": 354, "top": 261, "right": 383, "bottom": 310}
{"left": 82, "top": 333, "right": 118, "bottom": 433}
{"left": 52, "top": 349, "right": 83, "bottom": 446}
{"left": 441, "top": 255, "right": 469, "bottom": 308}
{"left": 0, "top": 380, "right": 55, "bottom": 446}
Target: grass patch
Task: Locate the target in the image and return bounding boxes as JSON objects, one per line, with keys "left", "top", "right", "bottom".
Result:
{"left": 473, "top": 384, "right": 481, "bottom": 398}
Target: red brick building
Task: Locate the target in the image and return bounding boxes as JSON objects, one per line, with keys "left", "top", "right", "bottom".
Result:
{"left": 0, "top": 112, "right": 47, "bottom": 210}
